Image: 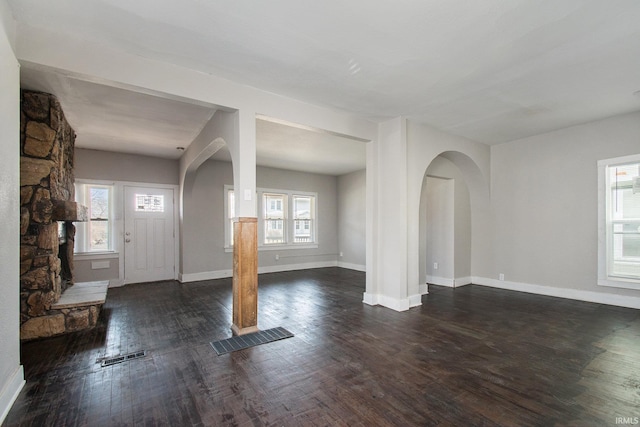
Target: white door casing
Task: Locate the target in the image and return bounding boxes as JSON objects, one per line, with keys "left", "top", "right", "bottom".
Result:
{"left": 124, "top": 185, "right": 175, "bottom": 284}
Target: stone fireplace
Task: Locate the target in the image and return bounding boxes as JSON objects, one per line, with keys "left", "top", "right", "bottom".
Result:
{"left": 19, "top": 89, "right": 103, "bottom": 340}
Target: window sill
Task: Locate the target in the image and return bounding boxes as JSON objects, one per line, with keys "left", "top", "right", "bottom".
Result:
{"left": 598, "top": 277, "right": 640, "bottom": 291}
{"left": 224, "top": 244, "right": 318, "bottom": 253}
{"left": 74, "top": 252, "right": 119, "bottom": 261}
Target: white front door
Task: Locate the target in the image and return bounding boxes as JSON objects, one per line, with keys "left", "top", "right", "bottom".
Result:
{"left": 124, "top": 185, "right": 175, "bottom": 284}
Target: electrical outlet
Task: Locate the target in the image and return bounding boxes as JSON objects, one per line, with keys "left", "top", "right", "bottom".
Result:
{"left": 499, "top": 273, "right": 504, "bottom": 281}
{"left": 433, "top": 262, "right": 438, "bottom": 270}
{"left": 275, "top": 254, "right": 280, "bottom": 261}
{"left": 339, "top": 252, "right": 344, "bottom": 257}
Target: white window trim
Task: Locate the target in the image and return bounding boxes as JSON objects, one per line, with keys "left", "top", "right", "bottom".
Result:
{"left": 224, "top": 185, "right": 319, "bottom": 251}
{"left": 75, "top": 180, "right": 117, "bottom": 255}
{"left": 597, "top": 154, "right": 640, "bottom": 290}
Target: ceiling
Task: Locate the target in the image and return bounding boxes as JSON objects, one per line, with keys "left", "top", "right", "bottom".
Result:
{"left": 8, "top": 0, "right": 640, "bottom": 165}
{"left": 19, "top": 67, "right": 368, "bottom": 174}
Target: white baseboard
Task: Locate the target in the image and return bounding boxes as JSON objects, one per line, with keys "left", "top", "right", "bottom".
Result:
{"left": 179, "top": 261, "right": 340, "bottom": 283}
{"left": 426, "top": 275, "right": 455, "bottom": 287}
{"left": 409, "top": 294, "right": 422, "bottom": 307}
{"left": 258, "top": 261, "right": 338, "bottom": 274}
{"left": 472, "top": 276, "right": 640, "bottom": 310}
{"left": 337, "top": 261, "right": 366, "bottom": 272}
{"left": 107, "top": 279, "right": 125, "bottom": 288}
{"left": 180, "top": 269, "right": 233, "bottom": 283}
{"left": 419, "top": 284, "right": 429, "bottom": 295}
{"left": 454, "top": 276, "right": 472, "bottom": 287}
{"left": 0, "top": 365, "right": 24, "bottom": 425}
{"left": 362, "top": 292, "right": 410, "bottom": 312}
{"left": 362, "top": 292, "right": 378, "bottom": 306}
{"left": 426, "top": 276, "right": 472, "bottom": 288}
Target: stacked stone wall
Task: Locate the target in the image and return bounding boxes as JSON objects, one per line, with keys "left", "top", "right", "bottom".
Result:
{"left": 19, "top": 90, "right": 82, "bottom": 340}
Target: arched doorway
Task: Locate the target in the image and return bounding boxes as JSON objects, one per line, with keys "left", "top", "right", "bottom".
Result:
{"left": 418, "top": 150, "right": 488, "bottom": 290}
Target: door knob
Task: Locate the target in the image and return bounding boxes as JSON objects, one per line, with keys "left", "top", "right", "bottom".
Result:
{"left": 125, "top": 231, "right": 131, "bottom": 236}
{"left": 125, "top": 238, "right": 131, "bottom": 243}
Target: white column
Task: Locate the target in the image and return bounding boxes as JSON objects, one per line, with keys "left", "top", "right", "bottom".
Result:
{"left": 230, "top": 109, "right": 257, "bottom": 217}
{"left": 368, "top": 117, "right": 411, "bottom": 311}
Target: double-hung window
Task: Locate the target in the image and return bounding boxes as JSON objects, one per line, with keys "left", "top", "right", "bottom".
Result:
{"left": 263, "top": 193, "right": 286, "bottom": 244}
{"left": 293, "top": 195, "right": 314, "bottom": 243}
{"left": 224, "top": 186, "right": 317, "bottom": 249}
{"left": 75, "top": 182, "right": 114, "bottom": 253}
{"left": 598, "top": 155, "right": 640, "bottom": 288}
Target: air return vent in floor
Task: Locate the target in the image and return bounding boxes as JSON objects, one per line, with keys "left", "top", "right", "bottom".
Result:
{"left": 98, "top": 350, "right": 146, "bottom": 367}
{"left": 210, "top": 327, "right": 293, "bottom": 355}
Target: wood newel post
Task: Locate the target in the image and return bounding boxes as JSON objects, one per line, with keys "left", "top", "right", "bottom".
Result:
{"left": 231, "top": 217, "right": 259, "bottom": 336}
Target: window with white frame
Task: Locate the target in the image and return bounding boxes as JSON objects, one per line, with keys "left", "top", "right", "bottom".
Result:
{"left": 598, "top": 155, "right": 640, "bottom": 287}
{"left": 75, "top": 182, "right": 114, "bottom": 253}
{"left": 224, "top": 186, "right": 317, "bottom": 248}
{"left": 293, "top": 195, "right": 314, "bottom": 243}
{"left": 263, "top": 193, "right": 286, "bottom": 244}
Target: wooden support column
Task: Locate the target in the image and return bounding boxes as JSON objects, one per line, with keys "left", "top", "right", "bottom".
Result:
{"left": 231, "top": 217, "right": 259, "bottom": 336}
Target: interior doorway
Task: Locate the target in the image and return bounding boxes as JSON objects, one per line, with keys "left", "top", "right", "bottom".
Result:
{"left": 419, "top": 154, "right": 472, "bottom": 287}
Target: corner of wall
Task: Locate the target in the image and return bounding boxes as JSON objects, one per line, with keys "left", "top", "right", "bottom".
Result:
{"left": 0, "top": 366, "right": 24, "bottom": 424}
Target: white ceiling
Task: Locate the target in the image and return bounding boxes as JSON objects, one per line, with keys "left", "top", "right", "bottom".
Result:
{"left": 20, "top": 67, "right": 216, "bottom": 160}
{"left": 211, "top": 119, "right": 367, "bottom": 176}
{"left": 9, "top": 0, "right": 640, "bottom": 160}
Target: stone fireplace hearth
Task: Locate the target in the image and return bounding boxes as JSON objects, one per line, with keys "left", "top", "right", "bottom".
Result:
{"left": 19, "top": 89, "right": 105, "bottom": 340}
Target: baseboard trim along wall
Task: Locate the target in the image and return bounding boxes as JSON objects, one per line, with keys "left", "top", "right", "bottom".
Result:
{"left": 426, "top": 276, "right": 472, "bottom": 288}
{"left": 363, "top": 292, "right": 411, "bottom": 312}
{"left": 409, "top": 294, "right": 423, "bottom": 308}
{"left": 0, "top": 366, "right": 24, "bottom": 425}
{"left": 179, "top": 261, "right": 362, "bottom": 283}
{"left": 337, "top": 261, "right": 366, "bottom": 272}
{"left": 472, "top": 276, "right": 640, "bottom": 310}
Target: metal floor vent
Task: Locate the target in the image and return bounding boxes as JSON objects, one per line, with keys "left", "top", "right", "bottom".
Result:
{"left": 210, "top": 327, "right": 293, "bottom": 356}
{"left": 99, "top": 350, "right": 146, "bottom": 367}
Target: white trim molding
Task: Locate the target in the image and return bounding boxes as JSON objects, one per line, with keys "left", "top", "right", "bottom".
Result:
{"left": 0, "top": 365, "right": 24, "bottom": 425}
{"left": 472, "top": 276, "right": 640, "bottom": 310}
{"left": 179, "top": 261, "right": 339, "bottom": 283}
{"left": 454, "top": 277, "right": 472, "bottom": 287}
{"left": 427, "top": 276, "right": 473, "bottom": 288}
{"left": 419, "top": 284, "right": 429, "bottom": 295}
{"left": 337, "top": 262, "right": 366, "bottom": 272}
{"left": 362, "top": 292, "right": 411, "bottom": 312}
{"left": 426, "top": 275, "right": 454, "bottom": 287}
{"left": 409, "top": 294, "right": 423, "bottom": 307}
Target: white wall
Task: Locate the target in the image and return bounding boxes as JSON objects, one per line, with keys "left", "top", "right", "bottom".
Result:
{"left": 181, "top": 160, "right": 339, "bottom": 281}
{"left": 486, "top": 111, "right": 640, "bottom": 307}
{"left": 337, "top": 169, "right": 366, "bottom": 270}
{"left": 0, "top": 0, "right": 24, "bottom": 422}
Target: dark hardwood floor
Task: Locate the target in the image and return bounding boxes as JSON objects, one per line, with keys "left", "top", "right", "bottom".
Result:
{"left": 4, "top": 268, "right": 640, "bottom": 426}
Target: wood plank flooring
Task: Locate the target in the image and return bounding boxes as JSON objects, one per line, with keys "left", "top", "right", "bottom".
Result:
{"left": 4, "top": 267, "right": 640, "bottom": 426}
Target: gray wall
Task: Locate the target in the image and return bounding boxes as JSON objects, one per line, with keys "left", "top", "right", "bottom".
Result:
{"left": 419, "top": 156, "right": 472, "bottom": 284}
{"left": 182, "top": 160, "right": 339, "bottom": 276}
{"left": 73, "top": 149, "right": 179, "bottom": 284}
{"left": 337, "top": 169, "right": 366, "bottom": 269}
{"left": 0, "top": 2, "right": 23, "bottom": 420}
{"left": 75, "top": 148, "right": 179, "bottom": 185}
{"left": 74, "top": 257, "right": 120, "bottom": 282}
{"left": 489, "top": 111, "right": 640, "bottom": 297}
